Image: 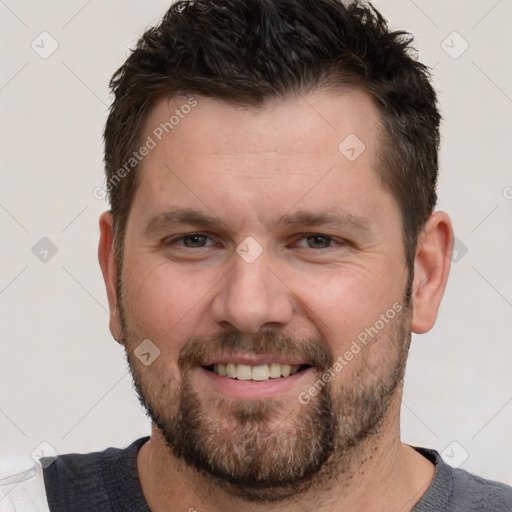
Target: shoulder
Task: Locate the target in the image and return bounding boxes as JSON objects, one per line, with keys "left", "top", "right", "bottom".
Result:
{"left": 43, "top": 436, "right": 148, "bottom": 483}
{"left": 45, "top": 437, "right": 148, "bottom": 474}
{"left": 43, "top": 437, "right": 150, "bottom": 512}
{"left": 451, "top": 466, "right": 512, "bottom": 511}
{"left": 412, "top": 446, "right": 512, "bottom": 512}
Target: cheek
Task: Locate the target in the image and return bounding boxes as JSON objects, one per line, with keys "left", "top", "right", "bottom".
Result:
{"left": 121, "top": 256, "right": 219, "bottom": 344}
{"left": 291, "top": 266, "right": 398, "bottom": 346}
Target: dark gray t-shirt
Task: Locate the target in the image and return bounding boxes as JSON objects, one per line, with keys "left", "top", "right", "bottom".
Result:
{"left": 43, "top": 437, "right": 512, "bottom": 511}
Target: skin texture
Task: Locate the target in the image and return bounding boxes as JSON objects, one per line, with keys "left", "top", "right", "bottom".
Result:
{"left": 99, "top": 89, "right": 454, "bottom": 511}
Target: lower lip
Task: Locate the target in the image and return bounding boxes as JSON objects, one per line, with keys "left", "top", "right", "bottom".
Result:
{"left": 197, "top": 366, "right": 315, "bottom": 400}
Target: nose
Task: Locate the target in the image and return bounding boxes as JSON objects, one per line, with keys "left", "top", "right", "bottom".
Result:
{"left": 211, "top": 249, "right": 294, "bottom": 333}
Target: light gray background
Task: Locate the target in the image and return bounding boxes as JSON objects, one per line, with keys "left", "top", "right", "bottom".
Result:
{"left": 1, "top": 0, "right": 511, "bottom": 485}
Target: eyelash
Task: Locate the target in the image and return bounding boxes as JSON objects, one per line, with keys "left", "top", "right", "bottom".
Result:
{"left": 167, "top": 233, "right": 215, "bottom": 248}
{"left": 166, "top": 233, "right": 344, "bottom": 250}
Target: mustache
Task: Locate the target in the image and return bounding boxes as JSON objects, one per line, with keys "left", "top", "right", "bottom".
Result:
{"left": 178, "top": 330, "right": 334, "bottom": 372}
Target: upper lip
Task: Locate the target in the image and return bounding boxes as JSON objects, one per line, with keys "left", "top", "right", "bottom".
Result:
{"left": 201, "top": 354, "right": 310, "bottom": 367}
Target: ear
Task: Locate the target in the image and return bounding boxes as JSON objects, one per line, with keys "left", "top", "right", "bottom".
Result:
{"left": 410, "top": 211, "right": 454, "bottom": 334}
{"left": 98, "top": 211, "right": 123, "bottom": 342}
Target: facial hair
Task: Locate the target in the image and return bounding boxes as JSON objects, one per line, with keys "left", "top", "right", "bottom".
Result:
{"left": 121, "top": 300, "right": 411, "bottom": 502}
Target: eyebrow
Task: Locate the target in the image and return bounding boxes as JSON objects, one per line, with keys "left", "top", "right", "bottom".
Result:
{"left": 144, "top": 207, "right": 373, "bottom": 236}
{"left": 144, "top": 208, "right": 221, "bottom": 236}
{"left": 273, "top": 209, "right": 373, "bottom": 233}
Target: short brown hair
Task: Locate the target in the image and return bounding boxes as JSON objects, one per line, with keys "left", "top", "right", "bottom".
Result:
{"left": 104, "top": 0, "right": 440, "bottom": 274}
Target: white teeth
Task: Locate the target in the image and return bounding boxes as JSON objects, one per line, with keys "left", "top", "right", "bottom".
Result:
{"left": 236, "top": 364, "right": 252, "bottom": 380}
{"left": 269, "top": 363, "right": 281, "bottom": 379}
{"left": 251, "top": 365, "right": 270, "bottom": 381}
{"left": 226, "top": 363, "right": 237, "bottom": 378}
{"left": 211, "top": 362, "right": 306, "bottom": 380}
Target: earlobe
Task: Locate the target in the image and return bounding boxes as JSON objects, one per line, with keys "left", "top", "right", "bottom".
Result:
{"left": 410, "top": 211, "right": 454, "bottom": 334}
{"left": 98, "top": 211, "right": 123, "bottom": 342}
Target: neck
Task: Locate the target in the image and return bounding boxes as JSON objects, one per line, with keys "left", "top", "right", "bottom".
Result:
{"left": 137, "top": 395, "right": 434, "bottom": 512}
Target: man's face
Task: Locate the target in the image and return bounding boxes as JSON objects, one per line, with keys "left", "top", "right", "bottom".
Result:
{"left": 117, "top": 90, "right": 412, "bottom": 499}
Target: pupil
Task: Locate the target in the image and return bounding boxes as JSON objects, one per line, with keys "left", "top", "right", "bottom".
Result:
{"left": 186, "top": 234, "right": 205, "bottom": 247}
{"left": 308, "top": 235, "right": 329, "bottom": 248}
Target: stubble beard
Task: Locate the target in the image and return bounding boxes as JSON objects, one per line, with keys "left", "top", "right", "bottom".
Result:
{"left": 121, "top": 296, "right": 411, "bottom": 502}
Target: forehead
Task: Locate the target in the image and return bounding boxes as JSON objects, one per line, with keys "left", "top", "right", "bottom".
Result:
{"left": 129, "top": 89, "right": 396, "bottom": 233}
{"left": 144, "top": 89, "right": 382, "bottom": 161}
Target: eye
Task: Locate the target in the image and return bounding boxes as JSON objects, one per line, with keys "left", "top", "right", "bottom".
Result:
{"left": 167, "top": 233, "right": 213, "bottom": 248}
{"left": 293, "top": 234, "right": 341, "bottom": 249}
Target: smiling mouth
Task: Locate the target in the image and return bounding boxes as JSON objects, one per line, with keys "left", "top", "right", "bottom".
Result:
{"left": 203, "top": 363, "right": 312, "bottom": 381}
